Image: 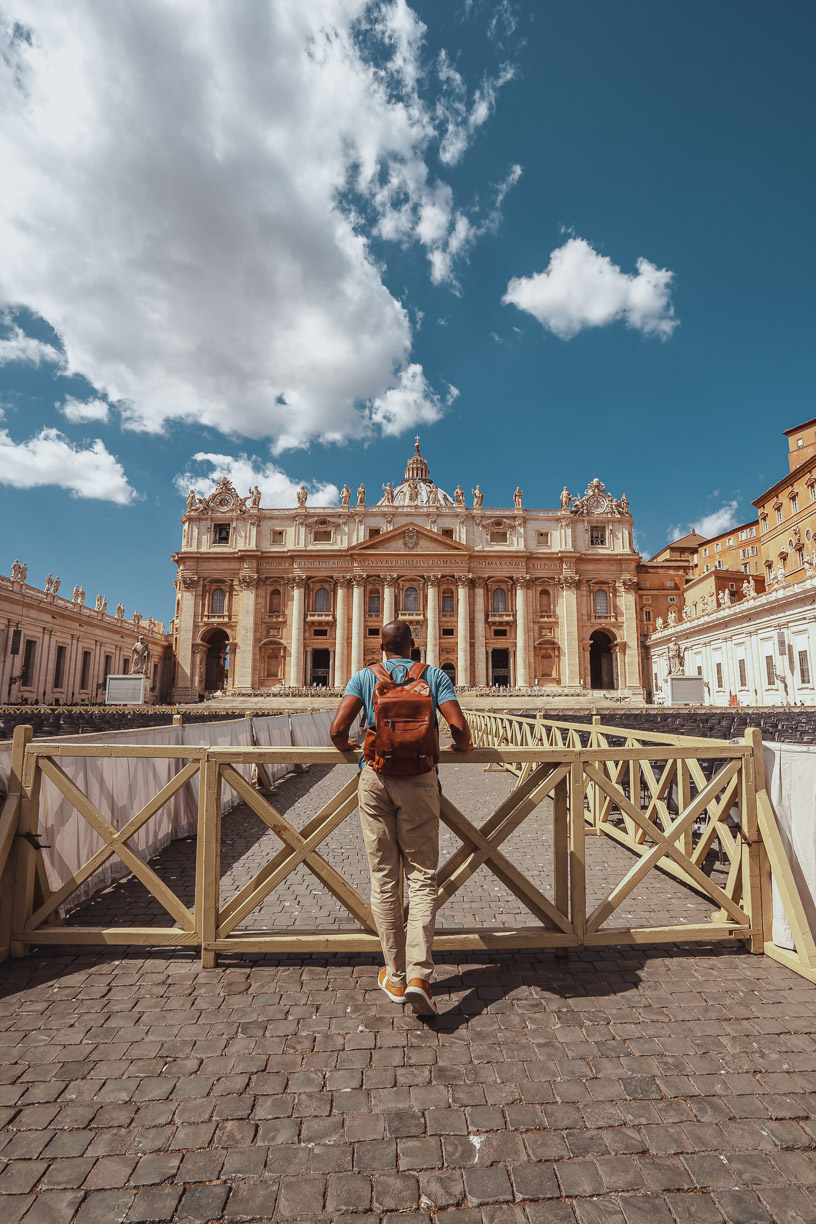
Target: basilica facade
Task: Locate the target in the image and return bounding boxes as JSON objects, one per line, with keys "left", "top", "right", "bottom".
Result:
{"left": 171, "top": 443, "right": 644, "bottom": 700}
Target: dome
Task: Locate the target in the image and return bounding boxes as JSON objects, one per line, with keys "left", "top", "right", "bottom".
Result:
{"left": 377, "top": 439, "right": 455, "bottom": 507}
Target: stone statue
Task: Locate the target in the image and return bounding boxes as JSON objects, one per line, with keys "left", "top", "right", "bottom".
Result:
{"left": 668, "top": 637, "right": 684, "bottom": 675}
{"left": 52, "top": 576, "right": 60, "bottom": 595}
{"left": 250, "top": 485, "right": 261, "bottom": 508}
{"left": 186, "top": 488, "right": 196, "bottom": 511}
{"left": 131, "top": 636, "right": 150, "bottom": 677}
{"left": 19, "top": 562, "right": 27, "bottom": 582}
{"left": 10, "top": 559, "right": 20, "bottom": 581}
{"left": 78, "top": 585, "right": 85, "bottom": 605}
{"left": 700, "top": 595, "right": 709, "bottom": 613}
{"left": 101, "top": 596, "right": 107, "bottom": 614}
{"left": 667, "top": 609, "right": 677, "bottom": 627}
{"left": 147, "top": 616, "right": 155, "bottom": 631}
{"left": 454, "top": 485, "right": 465, "bottom": 507}
{"left": 406, "top": 481, "right": 417, "bottom": 506}
{"left": 71, "top": 584, "right": 80, "bottom": 602}
{"left": 718, "top": 591, "right": 727, "bottom": 608}
{"left": 560, "top": 486, "right": 571, "bottom": 511}
{"left": 805, "top": 558, "right": 815, "bottom": 579}
{"left": 133, "top": 610, "right": 142, "bottom": 627}
{"left": 620, "top": 493, "right": 629, "bottom": 515}
{"left": 297, "top": 485, "right": 307, "bottom": 507}
{"left": 655, "top": 616, "right": 664, "bottom": 631}
{"left": 95, "top": 593, "right": 102, "bottom": 611}
{"left": 472, "top": 485, "right": 484, "bottom": 509}
{"left": 777, "top": 565, "right": 785, "bottom": 585}
{"left": 116, "top": 602, "right": 124, "bottom": 620}
{"left": 682, "top": 606, "right": 692, "bottom": 621}
{"left": 428, "top": 483, "right": 439, "bottom": 507}
{"left": 514, "top": 487, "right": 523, "bottom": 509}
{"left": 341, "top": 484, "right": 351, "bottom": 507}
{"left": 357, "top": 483, "right": 366, "bottom": 506}
{"left": 381, "top": 482, "right": 394, "bottom": 505}
{"left": 160, "top": 620, "right": 166, "bottom": 634}
{"left": 44, "top": 573, "right": 53, "bottom": 593}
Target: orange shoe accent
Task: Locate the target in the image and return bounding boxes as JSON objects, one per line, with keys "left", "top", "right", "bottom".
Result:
{"left": 378, "top": 967, "right": 406, "bottom": 1004}
{"left": 405, "top": 977, "right": 437, "bottom": 1016}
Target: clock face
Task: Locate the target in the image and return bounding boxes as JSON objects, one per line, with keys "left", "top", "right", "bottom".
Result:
{"left": 588, "top": 494, "right": 605, "bottom": 513}
{"left": 214, "top": 494, "right": 232, "bottom": 510}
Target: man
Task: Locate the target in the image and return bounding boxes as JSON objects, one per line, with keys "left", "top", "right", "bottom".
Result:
{"left": 331, "top": 619, "right": 472, "bottom": 1015}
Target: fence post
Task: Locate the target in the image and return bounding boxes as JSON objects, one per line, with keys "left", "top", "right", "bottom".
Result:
{"left": 10, "top": 726, "right": 37, "bottom": 958}
{"left": 173, "top": 713, "right": 183, "bottom": 726}
{"left": 569, "top": 754, "right": 586, "bottom": 943}
{"left": 196, "top": 755, "right": 222, "bottom": 968}
{"left": 0, "top": 726, "right": 30, "bottom": 961}
{"left": 743, "top": 728, "right": 766, "bottom": 953}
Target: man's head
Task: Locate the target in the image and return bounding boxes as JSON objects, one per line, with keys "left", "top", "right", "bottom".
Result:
{"left": 381, "top": 619, "right": 414, "bottom": 657}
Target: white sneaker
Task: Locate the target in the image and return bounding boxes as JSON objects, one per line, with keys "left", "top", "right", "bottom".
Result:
{"left": 405, "top": 977, "right": 437, "bottom": 1016}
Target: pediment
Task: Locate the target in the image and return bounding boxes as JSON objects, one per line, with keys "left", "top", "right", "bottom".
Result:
{"left": 351, "top": 521, "right": 470, "bottom": 555}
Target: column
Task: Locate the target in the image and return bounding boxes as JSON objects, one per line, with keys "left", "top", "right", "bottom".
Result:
{"left": 287, "top": 577, "right": 305, "bottom": 685}
{"left": 457, "top": 575, "right": 470, "bottom": 686}
{"left": 350, "top": 575, "right": 365, "bottom": 675}
{"left": 175, "top": 575, "right": 197, "bottom": 693}
{"left": 473, "top": 580, "right": 487, "bottom": 686}
{"left": 559, "top": 575, "right": 581, "bottom": 686}
{"left": 235, "top": 575, "right": 258, "bottom": 688}
{"left": 383, "top": 575, "right": 396, "bottom": 624}
{"left": 515, "top": 577, "right": 531, "bottom": 688}
{"left": 34, "top": 628, "right": 51, "bottom": 701}
{"left": 334, "top": 578, "right": 350, "bottom": 688}
{"left": 426, "top": 578, "right": 439, "bottom": 668}
{"left": 618, "top": 576, "right": 641, "bottom": 691}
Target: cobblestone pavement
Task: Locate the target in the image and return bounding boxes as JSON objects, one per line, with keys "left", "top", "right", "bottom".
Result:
{"left": 2, "top": 767, "right": 816, "bottom": 1222}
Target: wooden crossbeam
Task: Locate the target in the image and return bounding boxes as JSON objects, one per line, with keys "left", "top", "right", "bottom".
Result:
{"left": 218, "top": 776, "right": 360, "bottom": 936}
{"left": 218, "top": 764, "right": 376, "bottom": 933}
{"left": 584, "top": 760, "right": 748, "bottom": 930}
{"left": 36, "top": 758, "right": 196, "bottom": 932}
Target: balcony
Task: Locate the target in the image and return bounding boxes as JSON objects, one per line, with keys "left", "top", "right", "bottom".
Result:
{"left": 487, "top": 611, "right": 515, "bottom": 625}
{"left": 306, "top": 612, "right": 334, "bottom": 624}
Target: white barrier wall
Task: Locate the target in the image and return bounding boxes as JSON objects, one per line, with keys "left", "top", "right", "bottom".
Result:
{"left": 764, "top": 744, "right": 816, "bottom": 951}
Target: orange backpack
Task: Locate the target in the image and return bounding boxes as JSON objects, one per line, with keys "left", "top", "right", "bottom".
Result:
{"left": 363, "top": 662, "right": 439, "bottom": 777}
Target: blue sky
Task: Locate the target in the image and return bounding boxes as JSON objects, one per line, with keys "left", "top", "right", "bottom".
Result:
{"left": 1, "top": 0, "right": 814, "bottom": 623}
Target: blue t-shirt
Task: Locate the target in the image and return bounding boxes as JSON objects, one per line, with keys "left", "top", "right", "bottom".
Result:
{"left": 345, "top": 658, "right": 457, "bottom": 731}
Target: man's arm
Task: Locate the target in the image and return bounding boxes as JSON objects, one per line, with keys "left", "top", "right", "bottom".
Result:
{"left": 330, "top": 694, "right": 364, "bottom": 752}
{"left": 439, "top": 699, "right": 473, "bottom": 753}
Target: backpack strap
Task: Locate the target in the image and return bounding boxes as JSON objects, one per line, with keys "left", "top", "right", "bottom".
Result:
{"left": 368, "top": 663, "right": 391, "bottom": 684}
{"left": 407, "top": 662, "right": 428, "bottom": 682}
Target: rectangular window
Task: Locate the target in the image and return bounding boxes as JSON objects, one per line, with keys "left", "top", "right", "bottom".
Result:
{"left": 590, "top": 526, "right": 606, "bottom": 546}
{"left": 367, "top": 528, "right": 381, "bottom": 539}
{"left": 791, "top": 494, "right": 799, "bottom": 513}
{"left": 442, "top": 627, "right": 455, "bottom": 637}
{"left": 799, "top": 650, "right": 811, "bottom": 685}
{"left": 366, "top": 627, "right": 379, "bottom": 637}
{"left": 493, "top": 628, "right": 508, "bottom": 637}
{"left": 750, "top": 546, "right": 757, "bottom": 556}
{"left": 441, "top": 528, "right": 454, "bottom": 539}
{"left": 641, "top": 580, "right": 649, "bottom": 588}
{"left": 271, "top": 530, "right": 285, "bottom": 544}
{"left": 536, "top": 531, "right": 551, "bottom": 546}
{"left": 667, "top": 579, "right": 675, "bottom": 588}
{"left": 314, "top": 628, "right": 328, "bottom": 637}
{"left": 53, "top": 644, "right": 67, "bottom": 689}
{"left": 715, "top": 541, "right": 721, "bottom": 552}
{"left": 667, "top": 596, "right": 677, "bottom": 604}
{"left": 368, "top": 593, "right": 380, "bottom": 615}
{"left": 490, "top": 530, "right": 508, "bottom": 543}
{"left": 738, "top": 657, "right": 747, "bottom": 688}
{"left": 742, "top": 563, "right": 750, "bottom": 573}
{"left": 765, "top": 654, "right": 775, "bottom": 686}
{"left": 715, "top": 662, "right": 723, "bottom": 689}
{"left": 644, "top": 609, "right": 652, "bottom": 622}
{"left": 313, "top": 529, "right": 332, "bottom": 543}
{"left": 811, "top": 485, "right": 816, "bottom": 503}
{"left": 80, "top": 650, "right": 91, "bottom": 691}
{"left": 21, "top": 639, "right": 36, "bottom": 687}
{"left": 776, "top": 507, "right": 783, "bottom": 524}
{"left": 442, "top": 592, "right": 454, "bottom": 614}
{"left": 213, "top": 523, "right": 230, "bottom": 544}
{"left": 642, "top": 595, "right": 651, "bottom": 603}
{"left": 703, "top": 547, "right": 709, "bottom": 557}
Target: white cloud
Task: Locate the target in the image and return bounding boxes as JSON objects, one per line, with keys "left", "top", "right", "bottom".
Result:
{"left": 0, "top": 427, "right": 135, "bottom": 502}
{"left": 0, "top": 323, "right": 63, "bottom": 367}
{"left": 436, "top": 51, "right": 514, "bottom": 166}
{"left": 367, "top": 364, "right": 458, "bottom": 436}
{"left": 174, "top": 454, "right": 339, "bottom": 508}
{"left": 667, "top": 500, "right": 740, "bottom": 542}
{"left": 503, "top": 237, "right": 678, "bottom": 340}
{"left": 57, "top": 396, "right": 110, "bottom": 423}
{"left": 0, "top": 2, "right": 514, "bottom": 450}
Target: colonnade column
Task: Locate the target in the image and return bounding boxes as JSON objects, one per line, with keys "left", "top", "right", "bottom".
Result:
{"left": 287, "top": 576, "right": 305, "bottom": 686}
{"left": 457, "top": 575, "right": 471, "bottom": 686}
{"left": 515, "top": 576, "right": 531, "bottom": 688}
{"left": 426, "top": 578, "right": 439, "bottom": 668}
{"left": 618, "top": 576, "right": 640, "bottom": 691}
{"left": 473, "top": 580, "right": 487, "bottom": 687}
{"left": 558, "top": 574, "right": 582, "bottom": 687}
{"left": 334, "top": 578, "right": 350, "bottom": 688}
{"left": 235, "top": 574, "right": 258, "bottom": 689}
{"left": 175, "top": 575, "right": 197, "bottom": 693}
{"left": 383, "top": 574, "right": 396, "bottom": 625}
{"left": 350, "top": 575, "right": 366, "bottom": 676}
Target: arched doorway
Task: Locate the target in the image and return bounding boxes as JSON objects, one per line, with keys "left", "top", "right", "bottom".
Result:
{"left": 589, "top": 630, "right": 615, "bottom": 690}
{"left": 441, "top": 662, "right": 456, "bottom": 684}
{"left": 310, "top": 648, "right": 331, "bottom": 686}
{"left": 491, "top": 648, "right": 510, "bottom": 687}
{"left": 202, "top": 628, "right": 230, "bottom": 691}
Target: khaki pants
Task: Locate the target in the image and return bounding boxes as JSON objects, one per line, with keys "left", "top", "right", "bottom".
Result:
{"left": 358, "top": 764, "right": 440, "bottom": 986}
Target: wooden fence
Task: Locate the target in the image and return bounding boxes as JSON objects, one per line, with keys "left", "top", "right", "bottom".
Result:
{"left": 1, "top": 714, "right": 814, "bottom": 978}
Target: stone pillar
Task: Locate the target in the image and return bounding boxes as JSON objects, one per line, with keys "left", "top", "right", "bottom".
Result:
{"left": 287, "top": 577, "right": 305, "bottom": 686}
{"left": 235, "top": 574, "right": 258, "bottom": 688}
{"left": 618, "top": 576, "right": 641, "bottom": 692}
{"left": 558, "top": 574, "right": 581, "bottom": 687}
{"left": 334, "top": 578, "right": 350, "bottom": 688}
{"left": 175, "top": 575, "right": 197, "bottom": 694}
{"left": 426, "top": 578, "right": 439, "bottom": 668}
{"left": 457, "top": 576, "right": 471, "bottom": 686}
{"left": 515, "top": 577, "right": 531, "bottom": 688}
{"left": 383, "top": 575, "right": 396, "bottom": 624}
{"left": 473, "top": 580, "right": 487, "bottom": 687}
{"left": 350, "top": 575, "right": 366, "bottom": 676}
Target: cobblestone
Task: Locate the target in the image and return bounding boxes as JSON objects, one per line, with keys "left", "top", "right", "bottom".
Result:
{"left": 1, "top": 762, "right": 816, "bottom": 1220}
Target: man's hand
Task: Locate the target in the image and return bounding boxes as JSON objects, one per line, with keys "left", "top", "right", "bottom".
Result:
{"left": 330, "top": 694, "right": 364, "bottom": 753}
{"left": 439, "top": 699, "right": 473, "bottom": 754}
